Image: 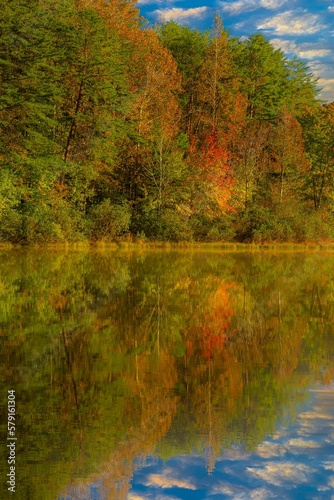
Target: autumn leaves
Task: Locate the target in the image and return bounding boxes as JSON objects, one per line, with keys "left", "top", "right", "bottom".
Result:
{"left": 0, "top": 2, "right": 333, "bottom": 243}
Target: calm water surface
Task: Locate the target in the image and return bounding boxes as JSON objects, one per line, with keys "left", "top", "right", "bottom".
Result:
{"left": 0, "top": 249, "right": 334, "bottom": 499}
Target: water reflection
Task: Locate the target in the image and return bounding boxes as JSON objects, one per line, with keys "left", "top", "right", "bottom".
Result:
{"left": 0, "top": 249, "right": 333, "bottom": 499}
{"left": 129, "top": 384, "right": 334, "bottom": 499}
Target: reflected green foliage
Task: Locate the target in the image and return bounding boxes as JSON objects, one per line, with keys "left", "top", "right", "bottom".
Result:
{"left": 0, "top": 250, "right": 334, "bottom": 498}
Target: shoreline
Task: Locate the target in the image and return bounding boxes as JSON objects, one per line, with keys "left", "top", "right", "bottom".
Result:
{"left": 1, "top": 240, "right": 334, "bottom": 252}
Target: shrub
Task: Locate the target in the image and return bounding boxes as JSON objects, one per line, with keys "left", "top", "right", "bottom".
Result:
{"left": 89, "top": 200, "right": 131, "bottom": 240}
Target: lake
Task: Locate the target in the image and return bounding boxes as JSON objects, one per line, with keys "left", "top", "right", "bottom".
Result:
{"left": 0, "top": 248, "right": 334, "bottom": 499}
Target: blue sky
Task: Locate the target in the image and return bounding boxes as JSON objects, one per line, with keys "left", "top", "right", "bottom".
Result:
{"left": 137, "top": 0, "right": 334, "bottom": 103}
{"left": 128, "top": 385, "right": 334, "bottom": 499}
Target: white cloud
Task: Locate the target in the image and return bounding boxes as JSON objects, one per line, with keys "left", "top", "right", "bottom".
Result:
{"left": 272, "top": 429, "right": 288, "bottom": 440}
{"left": 328, "top": 6, "right": 334, "bottom": 12}
{"left": 318, "top": 485, "right": 332, "bottom": 492}
{"left": 295, "top": 49, "right": 331, "bottom": 59}
{"left": 212, "top": 481, "right": 275, "bottom": 499}
{"left": 137, "top": 0, "right": 180, "bottom": 5}
{"left": 247, "top": 462, "right": 315, "bottom": 486}
{"left": 286, "top": 438, "right": 321, "bottom": 449}
{"left": 219, "top": 0, "right": 288, "bottom": 15}
{"left": 322, "top": 462, "right": 334, "bottom": 472}
{"left": 317, "top": 77, "right": 334, "bottom": 102}
{"left": 129, "top": 493, "right": 179, "bottom": 500}
{"left": 137, "top": 0, "right": 157, "bottom": 4}
{"left": 299, "top": 410, "right": 333, "bottom": 420}
{"left": 256, "top": 441, "right": 286, "bottom": 458}
{"left": 258, "top": 10, "right": 328, "bottom": 35}
{"left": 211, "top": 482, "right": 238, "bottom": 495}
{"left": 152, "top": 6, "right": 209, "bottom": 23}
{"left": 270, "top": 38, "right": 331, "bottom": 59}
{"left": 145, "top": 472, "right": 197, "bottom": 489}
{"left": 261, "top": 0, "right": 289, "bottom": 6}
{"left": 128, "top": 495, "right": 150, "bottom": 500}
{"left": 220, "top": 448, "right": 250, "bottom": 460}
{"left": 249, "top": 488, "right": 277, "bottom": 499}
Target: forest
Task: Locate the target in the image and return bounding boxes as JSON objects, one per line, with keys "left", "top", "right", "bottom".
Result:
{"left": 1, "top": 0, "right": 334, "bottom": 244}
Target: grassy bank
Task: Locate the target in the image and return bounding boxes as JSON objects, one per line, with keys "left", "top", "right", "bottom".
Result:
{"left": 3, "top": 239, "right": 334, "bottom": 253}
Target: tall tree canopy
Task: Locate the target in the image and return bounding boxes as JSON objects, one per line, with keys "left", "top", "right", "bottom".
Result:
{"left": 0, "top": 3, "right": 332, "bottom": 244}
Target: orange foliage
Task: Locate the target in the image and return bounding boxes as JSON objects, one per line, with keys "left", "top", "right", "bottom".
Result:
{"left": 186, "top": 280, "right": 235, "bottom": 360}
{"left": 190, "top": 129, "right": 235, "bottom": 212}
{"left": 128, "top": 28, "right": 181, "bottom": 141}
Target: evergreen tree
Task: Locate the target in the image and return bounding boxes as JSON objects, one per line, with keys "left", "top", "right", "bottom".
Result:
{"left": 235, "top": 34, "right": 289, "bottom": 122}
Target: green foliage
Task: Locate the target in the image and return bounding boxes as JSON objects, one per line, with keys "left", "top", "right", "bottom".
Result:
{"left": 301, "top": 210, "right": 334, "bottom": 241}
{"left": 0, "top": 5, "right": 331, "bottom": 244}
{"left": 190, "top": 214, "right": 236, "bottom": 241}
{"left": 89, "top": 200, "right": 131, "bottom": 240}
{"left": 0, "top": 170, "right": 21, "bottom": 241}
{"left": 285, "top": 57, "right": 320, "bottom": 116}
{"left": 235, "top": 34, "right": 290, "bottom": 121}
{"left": 235, "top": 205, "right": 278, "bottom": 242}
{"left": 302, "top": 104, "right": 334, "bottom": 210}
{"left": 158, "top": 21, "right": 208, "bottom": 104}
{"left": 157, "top": 208, "right": 193, "bottom": 241}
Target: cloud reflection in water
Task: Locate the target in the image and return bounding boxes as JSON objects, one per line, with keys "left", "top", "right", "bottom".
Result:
{"left": 130, "top": 385, "right": 334, "bottom": 499}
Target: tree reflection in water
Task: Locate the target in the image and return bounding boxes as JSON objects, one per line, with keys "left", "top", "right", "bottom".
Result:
{"left": 0, "top": 249, "right": 333, "bottom": 499}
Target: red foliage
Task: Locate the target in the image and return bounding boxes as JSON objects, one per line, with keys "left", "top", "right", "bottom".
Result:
{"left": 203, "top": 130, "right": 229, "bottom": 169}
{"left": 199, "top": 128, "right": 235, "bottom": 211}
{"left": 186, "top": 282, "right": 235, "bottom": 360}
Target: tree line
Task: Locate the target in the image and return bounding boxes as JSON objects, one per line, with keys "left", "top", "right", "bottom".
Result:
{"left": 1, "top": 0, "right": 334, "bottom": 243}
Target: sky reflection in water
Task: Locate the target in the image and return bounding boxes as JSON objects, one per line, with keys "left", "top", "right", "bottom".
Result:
{"left": 129, "top": 385, "right": 334, "bottom": 499}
